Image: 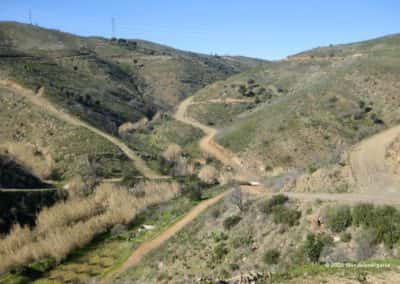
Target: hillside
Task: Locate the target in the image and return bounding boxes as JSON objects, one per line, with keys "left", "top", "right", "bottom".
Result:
{"left": 0, "top": 21, "right": 262, "bottom": 134}
{"left": 187, "top": 34, "right": 400, "bottom": 181}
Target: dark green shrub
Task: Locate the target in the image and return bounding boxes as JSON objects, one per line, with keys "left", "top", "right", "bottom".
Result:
{"left": 341, "top": 232, "right": 352, "bottom": 243}
{"left": 371, "top": 205, "right": 400, "bottom": 248}
{"left": 214, "top": 243, "right": 228, "bottom": 261}
{"left": 261, "top": 194, "right": 289, "bottom": 214}
{"left": 211, "top": 208, "right": 221, "bottom": 219}
{"left": 263, "top": 249, "right": 280, "bottom": 264}
{"left": 326, "top": 205, "right": 352, "bottom": 233}
{"left": 188, "top": 187, "right": 202, "bottom": 201}
{"left": 352, "top": 204, "right": 400, "bottom": 248}
{"left": 272, "top": 206, "right": 301, "bottom": 226}
{"left": 352, "top": 203, "right": 374, "bottom": 227}
{"left": 223, "top": 215, "right": 242, "bottom": 230}
{"left": 304, "top": 233, "right": 324, "bottom": 263}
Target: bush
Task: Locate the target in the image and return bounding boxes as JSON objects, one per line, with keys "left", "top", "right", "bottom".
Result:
{"left": 341, "top": 232, "right": 352, "bottom": 243}
{"left": 371, "top": 205, "right": 400, "bottom": 248}
{"left": 272, "top": 206, "right": 301, "bottom": 226}
{"left": 212, "top": 230, "right": 228, "bottom": 242}
{"left": 261, "top": 194, "right": 289, "bottom": 214}
{"left": 326, "top": 205, "right": 352, "bottom": 233}
{"left": 352, "top": 203, "right": 374, "bottom": 227}
{"left": 214, "top": 243, "right": 228, "bottom": 261}
{"left": 211, "top": 208, "right": 221, "bottom": 219}
{"left": 263, "top": 249, "right": 280, "bottom": 264}
{"left": 223, "top": 215, "right": 242, "bottom": 230}
{"left": 352, "top": 204, "right": 400, "bottom": 248}
{"left": 231, "top": 232, "right": 253, "bottom": 248}
{"left": 304, "top": 233, "right": 325, "bottom": 263}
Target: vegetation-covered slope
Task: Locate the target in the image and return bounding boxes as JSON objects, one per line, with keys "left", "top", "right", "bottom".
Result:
{"left": 0, "top": 21, "right": 262, "bottom": 134}
{"left": 189, "top": 34, "right": 400, "bottom": 174}
{"left": 0, "top": 87, "right": 132, "bottom": 183}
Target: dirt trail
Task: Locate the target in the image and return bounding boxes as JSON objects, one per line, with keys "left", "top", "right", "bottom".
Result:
{"left": 350, "top": 125, "right": 400, "bottom": 194}
{"left": 106, "top": 189, "right": 231, "bottom": 281}
{"left": 241, "top": 186, "right": 400, "bottom": 204}
{"left": 174, "top": 96, "right": 250, "bottom": 173}
{"left": 0, "top": 79, "right": 162, "bottom": 179}
{"left": 195, "top": 98, "right": 254, "bottom": 104}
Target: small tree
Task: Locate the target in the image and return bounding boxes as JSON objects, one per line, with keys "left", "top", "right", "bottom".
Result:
{"left": 304, "top": 233, "right": 324, "bottom": 263}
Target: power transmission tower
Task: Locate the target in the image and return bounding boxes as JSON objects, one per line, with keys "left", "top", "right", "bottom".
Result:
{"left": 29, "top": 9, "right": 32, "bottom": 25}
{"left": 111, "top": 17, "right": 116, "bottom": 38}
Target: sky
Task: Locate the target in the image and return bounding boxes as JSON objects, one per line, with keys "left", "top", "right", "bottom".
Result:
{"left": 1, "top": 0, "right": 399, "bottom": 59}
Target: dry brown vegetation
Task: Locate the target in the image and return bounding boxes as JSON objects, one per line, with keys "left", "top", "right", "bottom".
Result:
{"left": 198, "top": 165, "right": 218, "bottom": 184}
{"left": 0, "top": 181, "right": 180, "bottom": 274}
{"left": 162, "top": 143, "right": 182, "bottom": 162}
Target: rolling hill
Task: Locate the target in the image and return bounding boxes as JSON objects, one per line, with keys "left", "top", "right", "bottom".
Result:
{"left": 0, "top": 21, "right": 263, "bottom": 134}
{"left": 188, "top": 34, "right": 400, "bottom": 180}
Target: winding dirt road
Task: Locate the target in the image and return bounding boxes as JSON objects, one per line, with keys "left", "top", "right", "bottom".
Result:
{"left": 0, "top": 79, "right": 161, "bottom": 179}
{"left": 174, "top": 96, "right": 242, "bottom": 166}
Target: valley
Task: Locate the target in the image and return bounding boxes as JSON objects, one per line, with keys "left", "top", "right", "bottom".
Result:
{"left": 1, "top": 20, "right": 400, "bottom": 284}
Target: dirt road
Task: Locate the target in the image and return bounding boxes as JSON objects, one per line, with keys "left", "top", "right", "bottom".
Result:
{"left": 0, "top": 80, "right": 161, "bottom": 179}
{"left": 174, "top": 96, "right": 249, "bottom": 171}
{"left": 105, "top": 189, "right": 231, "bottom": 281}
{"left": 350, "top": 125, "right": 400, "bottom": 194}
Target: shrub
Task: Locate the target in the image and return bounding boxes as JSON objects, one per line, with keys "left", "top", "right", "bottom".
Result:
{"left": 352, "top": 203, "right": 374, "bottom": 227}
{"left": 214, "top": 243, "right": 228, "bottom": 261}
{"left": 341, "top": 232, "right": 352, "bottom": 243}
{"left": 223, "top": 215, "right": 242, "bottom": 230}
{"left": 188, "top": 187, "right": 202, "bottom": 201}
{"left": 263, "top": 249, "right": 280, "bottom": 264}
{"left": 352, "top": 204, "right": 400, "bottom": 248}
{"left": 272, "top": 206, "right": 301, "bottom": 226}
{"left": 211, "top": 230, "right": 228, "bottom": 242}
{"left": 304, "top": 233, "right": 325, "bottom": 263}
{"left": 326, "top": 205, "right": 352, "bottom": 233}
{"left": 231, "top": 232, "right": 253, "bottom": 248}
{"left": 211, "top": 208, "right": 221, "bottom": 219}
{"left": 261, "top": 194, "right": 289, "bottom": 214}
{"left": 371, "top": 205, "right": 400, "bottom": 248}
